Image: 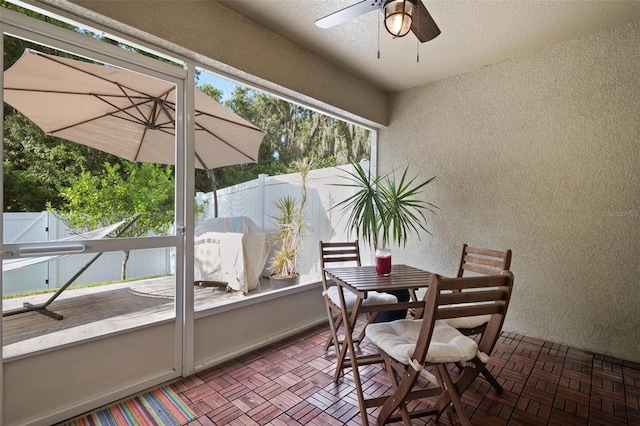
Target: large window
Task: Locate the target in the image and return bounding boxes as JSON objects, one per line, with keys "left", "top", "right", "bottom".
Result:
{"left": 2, "top": 6, "right": 186, "bottom": 358}
{"left": 1, "top": 2, "right": 374, "bottom": 355}
{"left": 190, "top": 69, "right": 372, "bottom": 310}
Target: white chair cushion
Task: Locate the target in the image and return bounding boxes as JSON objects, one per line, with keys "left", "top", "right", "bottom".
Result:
{"left": 441, "top": 300, "right": 493, "bottom": 329}
{"left": 325, "top": 286, "right": 397, "bottom": 310}
{"left": 444, "top": 314, "right": 491, "bottom": 330}
{"left": 365, "top": 319, "right": 478, "bottom": 364}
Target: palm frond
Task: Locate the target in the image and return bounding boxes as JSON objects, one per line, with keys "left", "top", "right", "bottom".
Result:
{"left": 332, "top": 162, "right": 437, "bottom": 248}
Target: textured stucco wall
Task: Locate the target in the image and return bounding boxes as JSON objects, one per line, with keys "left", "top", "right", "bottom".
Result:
{"left": 381, "top": 21, "right": 640, "bottom": 362}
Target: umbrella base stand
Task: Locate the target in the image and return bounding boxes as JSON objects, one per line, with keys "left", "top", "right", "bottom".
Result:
{"left": 2, "top": 215, "right": 141, "bottom": 321}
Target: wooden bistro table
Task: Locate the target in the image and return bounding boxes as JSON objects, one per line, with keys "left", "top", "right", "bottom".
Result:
{"left": 323, "top": 264, "right": 432, "bottom": 425}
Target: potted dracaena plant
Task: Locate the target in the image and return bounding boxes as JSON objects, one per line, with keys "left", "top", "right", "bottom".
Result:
{"left": 334, "top": 161, "right": 437, "bottom": 276}
{"left": 268, "top": 158, "right": 315, "bottom": 288}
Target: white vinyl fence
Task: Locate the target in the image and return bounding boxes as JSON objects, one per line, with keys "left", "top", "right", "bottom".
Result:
{"left": 2, "top": 211, "right": 172, "bottom": 295}
{"left": 2, "top": 162, "right": 368, "bottom": 295}
{"left": 198, "top": 162, "right": 371, "bottom": 283}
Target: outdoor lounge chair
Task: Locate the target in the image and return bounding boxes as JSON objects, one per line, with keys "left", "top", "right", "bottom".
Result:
{"left": 365, "top": 271, "right": 514, "bottom": 425}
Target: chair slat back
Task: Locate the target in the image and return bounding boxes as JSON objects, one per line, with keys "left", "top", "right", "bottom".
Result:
{"left": 319, "top": 241, "right": 361, "bottom": 291}
{"left": 413, "top": 271, "right": 514, "bottom": 364}
{"left": 320, "top": 241, "right": 361, "bottom": 267}
{"left": 439, "top": 288, "right": 508, "bottom": 305}
{"left": 457, "top": 244, "right": 512, "bottom": 277}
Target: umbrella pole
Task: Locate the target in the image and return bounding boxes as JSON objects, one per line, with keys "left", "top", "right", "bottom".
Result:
{"left": 207, "top": 169, "right": 219, "bottom": 218}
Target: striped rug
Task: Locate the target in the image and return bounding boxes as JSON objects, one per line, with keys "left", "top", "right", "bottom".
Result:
{"left": 65, "top": 386, "right": 196, "bottom": 426}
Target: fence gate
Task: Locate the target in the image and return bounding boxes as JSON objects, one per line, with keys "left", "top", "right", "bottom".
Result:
{"left": 3, "top": 212, "right": 53, "bottom": 293}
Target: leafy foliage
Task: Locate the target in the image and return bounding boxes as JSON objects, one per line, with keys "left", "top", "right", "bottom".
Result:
{"left": 334, "top": 162, "right": 437, "bottom": 248}
{"left": 53, "top": 163, "right": 175, "bottom": 279}
{"left": 3, "top": 110, "right": 123, "bottom": 211}
{"left": 56, "top": 162, "right": 175, "bottom": 236}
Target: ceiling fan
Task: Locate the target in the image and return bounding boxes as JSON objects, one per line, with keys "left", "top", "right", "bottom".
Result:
{"left": 315, "top": 0, "right": 441, "bottom": 43}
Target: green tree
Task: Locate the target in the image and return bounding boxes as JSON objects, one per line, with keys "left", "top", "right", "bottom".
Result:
{"left": 206, "top": 86, "right": 370, "bottom": 191}
{"left": 200, "top": 84, "right": 223, "bottom": 102}
{"left": 3, "top": 33, "right": 127, "bottom": 212}
{"left": 3, "top": 26, "right": 372, "bottom": 212}
{"left": 3, "top": 110, "right": 123, "bottom": 211}
{"left": 54, "top": 162, "right": 175, "bottom": 280}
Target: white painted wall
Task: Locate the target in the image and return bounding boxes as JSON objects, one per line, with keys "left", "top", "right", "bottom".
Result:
{"left": 381, "top": 21, "right": 640, "bottom": 363}
{"left": 194, "top": 284, "right": 326, "bottom": 371}
{"left": 4, "top": 323, "right": 176, "bottom": 425}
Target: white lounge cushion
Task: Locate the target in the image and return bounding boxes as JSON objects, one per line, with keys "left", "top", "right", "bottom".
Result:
{"left": 444, "top": 314, "right": 491, "bottom": 330}
{"left": 325, "top": 286, "right": 397, "bottom": 310}
{"left": 365, "top": 319, "right": 478, "bottom": 364}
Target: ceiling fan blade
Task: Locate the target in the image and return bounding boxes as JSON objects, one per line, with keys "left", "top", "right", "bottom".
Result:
{"left": 411, "top": 1, "right": 441, "bottom": 42}
{"left": 315, "top": 0, "right": 381, "bottom": 29}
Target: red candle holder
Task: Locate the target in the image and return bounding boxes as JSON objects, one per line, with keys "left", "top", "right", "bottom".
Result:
{"left": 375, "top": 248, "right": 392, "bottom": 276}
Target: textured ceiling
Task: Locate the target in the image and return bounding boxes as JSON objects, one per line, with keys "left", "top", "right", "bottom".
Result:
{"left": 217, "top": 0, "right": 640, "bottom": 93}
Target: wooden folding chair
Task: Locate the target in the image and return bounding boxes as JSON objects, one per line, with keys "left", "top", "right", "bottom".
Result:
{"left": 366, "top": 271, "right": 514, "bottom": 425}
{"left": 319, "top": 241, "right": 397, "bottom": 358}
{"left": 456, "top": 244, "right": 512, "bottom": 279}
{"left": 446, "top": 244, "right": 512, "bottom": 391}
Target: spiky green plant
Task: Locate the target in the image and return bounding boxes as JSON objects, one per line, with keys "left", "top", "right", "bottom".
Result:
{"left": 268, "top": 159, "right": 316, "bottom": 277}
{"left": 334, "top": 162, "right": 437, "bottom": 248}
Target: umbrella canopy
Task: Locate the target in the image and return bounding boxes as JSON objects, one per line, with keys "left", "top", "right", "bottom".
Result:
{"left": 3, "top": 49, "right": 266, "bottom": 171}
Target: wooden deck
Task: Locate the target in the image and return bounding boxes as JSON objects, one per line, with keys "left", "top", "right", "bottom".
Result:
{"left": 170, "top": 324, "right": 640, "bottom": 425}
{"left": 2, "top": 276, "right": 253, "bottom": 358}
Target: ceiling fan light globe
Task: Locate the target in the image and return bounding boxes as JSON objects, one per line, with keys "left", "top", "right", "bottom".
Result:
{"left": 384, "top": 0, "right": 414, "bottom": 37}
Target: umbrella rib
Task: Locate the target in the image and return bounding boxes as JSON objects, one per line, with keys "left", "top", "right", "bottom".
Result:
{"left": 4, "top": 87, "right": 148, "bottom": 99}
{"left": 195, "top": 152, "right": 207, "bottom": 169}
{"left": 32, "top": 50, "right": 158, "bottom": 100}
{"left": 160, "top": 98, "right": 265, "bottom": 133}
{"left": 46, "top": 95, "right": 155, "bottom": 134}
{"left": 152, "top": 92, "right": 256, "bottom": 169}
{"left": 27, "top": 51, "right": 180, "bottom": 133}
{"left": 193, "top": 111, "right": 267, "bottom": 135}
{"left": 135, "top": 125, "right": 149, "bottom": 162}
{"left": 196, "top": 122, "right": 260, "bottom": 163}
{"left": 155, "top": 90, "right": 177, "bottom": 129}
{"left": 121, "top": 86, "right": 175, "bottom": 130}
{"left": 5, "top": 86, "right": 159, "bottom": 129}
{"left": 97, "top": 94, "right": 155, "bottom": 126}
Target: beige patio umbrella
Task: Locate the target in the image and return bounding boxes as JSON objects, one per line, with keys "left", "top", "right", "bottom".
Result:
{"left": 3, "top": 49, "right": 266, "bottom": 216}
